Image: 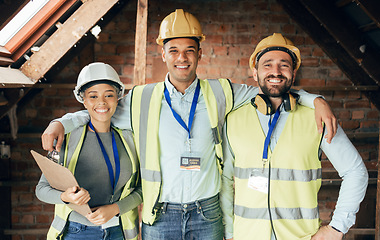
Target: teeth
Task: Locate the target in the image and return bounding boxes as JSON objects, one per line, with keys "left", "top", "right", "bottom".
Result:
{"left": 176, "top": 65, "right": 188, "bottom": 69}
{"left": 96, "top": 109, "right": 108, "bottom": 113}
{"left": 269, "top": 79, "right": 281, "bottom": 83}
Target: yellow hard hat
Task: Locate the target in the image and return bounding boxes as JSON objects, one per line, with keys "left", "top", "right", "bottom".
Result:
{"left": 249, "top": 33, "right": 301, "bottom": 71}
{"left": 156, "top": 9, "right": 206, "bottom": 46}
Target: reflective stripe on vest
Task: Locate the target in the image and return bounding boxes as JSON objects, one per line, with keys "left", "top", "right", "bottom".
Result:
{"left": 234, "top": 167, "right": 322, "bottom": 182}
{"left": 47, "top": 126, "right": 140, "bottom": 240}
{"left": 226, "top": 104, "right": 322, "bottom": 239}
{"left": 131, "top": 78, "right": 233, "bottom": 224}
{"left": 234, "top": 205, "right": 319, "bottom": 220}
{"left": 139, "top": 82, "right": 161, "bottom": 182}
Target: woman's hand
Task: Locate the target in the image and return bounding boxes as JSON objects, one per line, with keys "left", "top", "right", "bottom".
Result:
{"left": 60, "top": 186, "right": 90, "bottom": 205}
{"left": 86, "top": 203, "right": 120, "bottom": 225}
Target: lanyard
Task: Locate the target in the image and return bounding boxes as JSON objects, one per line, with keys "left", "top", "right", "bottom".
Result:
{"left": 164, "top": 80, "right": 201, "bottom": 139}
{"left": 89, "top": 121, "right": 120, "bottom": 198}
{"left": 262, "top": 107, "right": 280, "bottom": 168}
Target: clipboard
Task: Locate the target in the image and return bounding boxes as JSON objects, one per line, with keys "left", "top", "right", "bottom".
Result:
{"left": 31, "top": 150, "right": 92, "bottom": 216}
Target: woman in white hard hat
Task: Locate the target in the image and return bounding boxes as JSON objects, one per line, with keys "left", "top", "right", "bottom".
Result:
{"left": 36, "top": 62, "right": 141, "bottom": 240}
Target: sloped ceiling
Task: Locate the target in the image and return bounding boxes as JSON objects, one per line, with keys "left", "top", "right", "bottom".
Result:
{"left": 0, "top": 0, "right": 380, "bottom": 119}
{"left": 277, "top": 0, "right": 380, "bottom": 109}
{"left": 0, "top": 0, "right": 128, "bottom": 119}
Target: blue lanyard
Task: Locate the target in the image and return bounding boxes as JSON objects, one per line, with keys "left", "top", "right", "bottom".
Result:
{"left": 164, "top": 81, "right": 201, "bottom": 139}
{"left": 89, "top": 121, "right": 120, "bottom": 196}
{"left": 262, "top": 107, "right": 281, "bottom": 163}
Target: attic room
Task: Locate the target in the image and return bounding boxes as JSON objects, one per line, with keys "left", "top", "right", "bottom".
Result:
{"left": 0, "top": 0, "right": 379, "bottom": 239}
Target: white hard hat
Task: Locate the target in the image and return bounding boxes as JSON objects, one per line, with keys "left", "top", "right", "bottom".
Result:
{"left": 73, "top": 62, "right": 125, "bottom": 103}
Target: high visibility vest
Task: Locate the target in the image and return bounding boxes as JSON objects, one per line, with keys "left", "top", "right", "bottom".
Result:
{"left": 226, "top": 104, "right": 323, "bottom": 240}
{"left": 46, "top": 125, "right": 140, "bottom": 240}
{"left": 131, "top": 79, "right": 233, "bottom": 225}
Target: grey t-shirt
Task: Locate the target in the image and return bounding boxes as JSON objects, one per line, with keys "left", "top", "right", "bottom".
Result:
{"left": 35, "top": 127, "right": 141, "bottom": 226}
{"left": 67, "top": 130, "right": 132, "bottom": 225}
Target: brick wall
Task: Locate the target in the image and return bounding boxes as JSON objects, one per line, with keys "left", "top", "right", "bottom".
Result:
{"left": 5, "top": 0, "right": 378, "bottom": 239}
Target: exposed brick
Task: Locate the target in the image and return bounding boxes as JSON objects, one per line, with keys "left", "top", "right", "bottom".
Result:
{"left": 116, "top": 45, "right": 135, "bottom": 54}
{"left": 36, "top": 214, "right": 50, "bottom": 224}
{"left": 338, "top": 110, "right": 350, "bottom": 120}
{"left": 282, "top": 24, "right": 295, "bottom": 34}
{"left": 326, "top": 79, "right": 352, "bottom": 86}
{"left": 96, "top": 55, "right": 125, "bottom": 65}
{"left": 299, "top": 78, "right": 325, "bottom": 86}
{"left": 312, "top": 48, "right": 325, "bottom": 57}
{"left": 97, "top": 33, "right": 109, "bottom": 43}
{"left": 20, "top": 215, "right": 34, "bottom": 224}
{"left": 25, "top": 109, "right": 37, "bottom": 118}
{"left": 341, "top": 120, "right": 360, "bottom": 130}
{"left": 367, "top": 110, "right": 379, "bottom": 119}
{"left": 42, "top": 88, "right": 57, "bottom": 96}
{"left": 328, "top": 69, "right": 343, "bottom": 78}
{"left": 344, "top": 100, "right": 370, "bottom": 109}
{"left": 213, "top": 46, "right": 228, "bottom": 56}
{"left": 352, "top": 110, "right": 365, "bottom": 119}
{"left": 207, "top": 67, "right": 221, "bottom": 77}
{"left": 206, "top": 35, "right": 223, "bottom": 44}
{"left": 299, "top": 46, "right": 312, "bottom": 56}
{"left": 361, "top": 120, "right": 378, "bottom": 129}
{"left": 321, "top": 58, "right": 335, "bottom": 66}
{"left": 211, "top": 57, "right": 238, "bottom": 67}
{"left": 302, "top": 57, "right": 319, "bottom": 67}
{"left": 101, "top": 43, "right": 116, "bottom": 53}
{"left": 6, "top": 3, "right": 379, "bottom": 239}
{"left": 347, "top": 91, "right": 361, "bottom": 99}
{"left": 224, "top": 35, "right": 251, "bottom": 45}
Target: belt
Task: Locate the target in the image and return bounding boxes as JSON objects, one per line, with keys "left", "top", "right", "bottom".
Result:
{"left": 156, "top": 194, "right": 219, "bottom": 213}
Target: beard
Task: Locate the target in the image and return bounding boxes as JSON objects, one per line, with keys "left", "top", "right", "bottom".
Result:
{"left": 259, "top": 74, "right": 293, "bottom": 98}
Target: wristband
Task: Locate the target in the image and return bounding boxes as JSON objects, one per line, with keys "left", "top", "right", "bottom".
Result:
{"left": 331, "top": 226, "right": 341, "bottom": 233}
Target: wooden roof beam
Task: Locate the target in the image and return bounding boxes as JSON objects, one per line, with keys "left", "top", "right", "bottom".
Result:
{"left": 355, "top": 0, "right": 380, "bottom": 27}
{"left": 20, "top": 0, "right": 120, "bottom": 83}
{"left": 277, "top": 0, "right": 380, "bottom": 110}
{"left": 134, "top": 0, "right": 148, "bottom": 86}
{"left": 299, "top": 0, "right": 380, "bottom": 83}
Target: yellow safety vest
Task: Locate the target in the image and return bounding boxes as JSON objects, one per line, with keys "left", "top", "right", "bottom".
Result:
{"left": 46, "top": 125, "right": 140, "bottom": 240}
{"left": 131, "top": 79, "right": 233, "bottom": 225}
{"left": 226, "top": 104, "right": 323, "bottom": 240}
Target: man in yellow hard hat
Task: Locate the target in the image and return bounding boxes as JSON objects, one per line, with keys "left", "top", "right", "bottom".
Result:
{"left": 41, "top": 10, "right": 338, "bottom": 240}
{"left": 220, "top": 33, "right": 368, "bottom": 240}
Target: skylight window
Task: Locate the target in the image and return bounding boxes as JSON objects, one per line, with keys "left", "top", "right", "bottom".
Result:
{"left": 0, "top": 0, "right": 49, "bottom": 46}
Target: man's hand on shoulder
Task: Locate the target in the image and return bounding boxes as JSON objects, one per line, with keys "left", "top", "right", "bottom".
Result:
{"left": 41, "top": 121, "right": 65, "bottom": 152}
{"left": 314, "top": 97, "right": 337, "bottom": 144}
{"left": 311, "top": 225, "right": 344, "bottom": 240}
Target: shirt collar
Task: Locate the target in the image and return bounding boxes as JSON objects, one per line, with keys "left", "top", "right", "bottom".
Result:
{"left": 164, "top": 73, "right": 199, "bottom": 95}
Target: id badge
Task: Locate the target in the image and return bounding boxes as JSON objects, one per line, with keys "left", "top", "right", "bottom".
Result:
{"left": 248, "top": 169, "right": 269, "bottom": 194}
{"left": 180, "top": 139, "right": 201, "bottom": 171}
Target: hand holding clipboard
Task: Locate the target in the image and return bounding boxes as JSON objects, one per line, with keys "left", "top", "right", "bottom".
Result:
{"left": 31, "top": 150, "right": 92, "bottom": 216}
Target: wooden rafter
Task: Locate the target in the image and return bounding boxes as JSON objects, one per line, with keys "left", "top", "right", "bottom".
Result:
{"left": 277, "top": 0, "right": 380, "bottom": 110}
{"left": 355, "top": 0, "right": 380, "bottom": 27}
{"left": 20, "top": 0, "right": 120, "bottom": 82}
{"left": 134, "top": 0, "right": 148, "bottom": 86}
{"left": 299, "top": 0, "right": 380, "bottom": 82}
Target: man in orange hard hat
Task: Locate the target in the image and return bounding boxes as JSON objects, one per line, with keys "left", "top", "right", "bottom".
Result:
{"left": 41, "top": 11, "right": 338, "bottom": 240}
{"left": 220, "top": 33, "right": 368, "bottom": 240}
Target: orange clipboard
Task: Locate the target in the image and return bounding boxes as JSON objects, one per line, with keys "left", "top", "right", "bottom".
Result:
{"left": 31, "top": 150, "right": 92, "bottom": 216}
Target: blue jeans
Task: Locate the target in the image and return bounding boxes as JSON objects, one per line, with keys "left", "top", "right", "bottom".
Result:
{"left": 62, "top": 221, "right": 124, "bottom": 240}
{"left": 142, "top": 194, "right": 224, "bottom": 240}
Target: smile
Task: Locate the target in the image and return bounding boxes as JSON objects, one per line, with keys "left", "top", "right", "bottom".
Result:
{"left": 95, "top": 108, "right": 109, "bottom": 113}
{"left": 175, "top": 65, "right": 189, "bottom": 69}
{"left": 268, "top": 79, "right": 282, "bottom": 83}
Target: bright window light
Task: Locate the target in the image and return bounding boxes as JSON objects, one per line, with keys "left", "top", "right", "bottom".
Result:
{"left": 0, "top": 0, "right": 49, "bottom": 46}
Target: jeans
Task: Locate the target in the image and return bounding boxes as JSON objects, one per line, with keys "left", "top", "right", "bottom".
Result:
{"left": 62, "top": 221, "right": 124, "bottom": 240}
{"left": 142, "top": 194, "right": 224, "bottom": 240}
